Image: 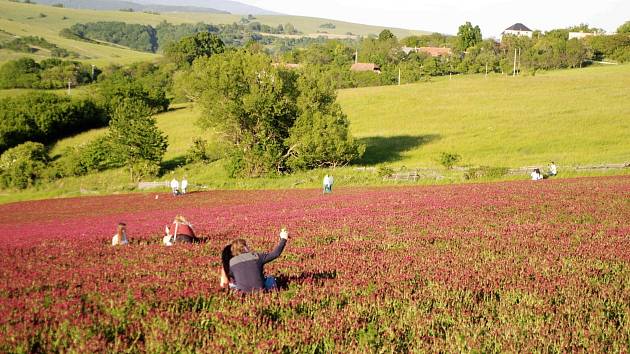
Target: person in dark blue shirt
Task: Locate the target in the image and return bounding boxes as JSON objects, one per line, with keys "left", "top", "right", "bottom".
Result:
{"left": 228, "top": 229, "right": 289, "bottom": 293}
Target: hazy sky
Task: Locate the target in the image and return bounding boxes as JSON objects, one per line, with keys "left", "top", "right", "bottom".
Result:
{"left": 236, "top": 0, "right": 628, "bottom": 37}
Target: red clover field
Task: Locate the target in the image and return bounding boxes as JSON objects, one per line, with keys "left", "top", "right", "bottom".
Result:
{"left": 1, "top": 176, "right": 629, "bottom": 352}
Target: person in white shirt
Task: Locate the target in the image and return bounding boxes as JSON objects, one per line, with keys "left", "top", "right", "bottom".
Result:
{"left": 531, "top": 168, "right": 543, "bottom": 181}
{"left": 323, "top": 174, "right": 331, "bottom": 194}
{"left": 549, "top": 162, "right": 557, "bottom": 176}
{"left": 181, "top": 177, "right": 188, "bottom": 194}
{"left": 170, "top": 178, "right": 179, "bottom": 196}
{"left": 112, "top": 222, "right": 129, "bottom": 246}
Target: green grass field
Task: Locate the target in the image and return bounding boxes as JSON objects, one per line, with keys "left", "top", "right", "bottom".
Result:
{"left": 0, "top": 0, "right": 427, "bottom": 66}
{"left": 1, "top": 64, "right": 628, "bottom": 203}
{"left": 340, "top": 65, "right": 630, "bottom": 168}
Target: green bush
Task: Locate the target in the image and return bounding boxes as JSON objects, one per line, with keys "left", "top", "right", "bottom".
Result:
{"left": 185, "top": 137, "right": 221, "bottom": 164}
{"left": 0, "top": 57, "right": 91, "bottom": 89}
{"left": 464, "top": 166, "right": 509, "bottom": 180}
{"left": 377, "top": 166, "right": 394, "bottom": 177}
{"left": 0, "top": 92, "right": 107, "bottom": 152}
{"left": 0, "top": 142, "right": 48, "bottom": 189}
{"left": 50, "top": 136, "right": 124, "bottom": 178}
{"left": 438, "top": 152, "right": 461, "bottom": 169}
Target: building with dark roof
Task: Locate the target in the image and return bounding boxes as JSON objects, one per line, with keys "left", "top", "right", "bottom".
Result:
{"left": 502, "top": 23, "right": 533, "bottom": 39}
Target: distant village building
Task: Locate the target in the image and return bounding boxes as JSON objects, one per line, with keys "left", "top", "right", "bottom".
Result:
{"left": 271, "top": 63, "right": 302, "bottom": 69}
{"left": 350, "top": 63, "right": 381, "bottom": 73}
{"left": 402, "top": 46, "right": 453, "bottom": 57}
{"left": 568, "top": 32, "right": 594, "bottom": 40}
{"left": 502, "top": 23, "right": 533, "bottom": 39}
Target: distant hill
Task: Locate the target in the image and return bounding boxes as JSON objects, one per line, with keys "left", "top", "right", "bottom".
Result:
{"left": 0, "top": 1, "right": 429, "bottom": 65}
{"left": 30, "top": 0, "right": 229, "bottom": 14}
{"left": 134, "top": 0, "right": 281, "bottom": 15}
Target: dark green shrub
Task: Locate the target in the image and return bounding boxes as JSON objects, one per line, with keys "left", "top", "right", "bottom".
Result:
{"left": 438, "top": 152, "right": 461, "bottom": 169}
{"left": 185, "top": 137, "right": 221, "bottom": 164}
{"left": 377, "top": 166, "right": 394, "bottom": 177}
{"left": 464, "top": 166, "right": 509, "bottom": 180}
{"left": 0, "top": 92, "right": 107, "bottom": 152}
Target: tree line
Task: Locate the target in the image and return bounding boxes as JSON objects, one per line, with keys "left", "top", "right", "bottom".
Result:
{"left": 59, "top": 20, "right": 304, "bottom": 53}
{"left": 0, "top": 33, "right": 364, "bottom": 189}
{"left": 0, "top": 35, "right": 79, "bottom": 58}
{"left": 0, "top": 57, "right": 95, "bottom": 89}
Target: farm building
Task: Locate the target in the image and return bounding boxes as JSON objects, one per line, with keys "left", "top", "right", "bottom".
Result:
{"left": 402, "top": 46, "right": 453, "bottom": 57}
{"left": 568, "top": 32, "right": 595, "bottom": 40}
{"left": 502, "top": 23, "right": 533, "bottom": 39}
{"left": 272, "top": 63, "right": 302, "bottom": 69}
{"left": 350, "top": 63, "right": 381, "bottom": 73}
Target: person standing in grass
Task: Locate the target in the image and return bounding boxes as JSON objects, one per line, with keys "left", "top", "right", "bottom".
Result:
{"left": 323, "top": 175, "right": 331, "bottom": 194}
{"left": 549, "top": 162, "right": 557, "bottom": 176}
{"left": 228, "top": 228, "right": 289, "bottom": 292}
{"left": 111, "top": 222, "right": 129, "bottom": 246}
{"left": 170, "top": 178, "right": 179, "bottom": 196}
{"left": 329, "top": 175, "right": 334, "bottom": 192}
{"left": 181, "top": 177, "right": 188, "bottom": 194}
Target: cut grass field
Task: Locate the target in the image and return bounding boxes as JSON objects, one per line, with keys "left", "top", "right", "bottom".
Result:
{"left": 341, "top": 65, "right": 630, "bottom": 168}
{"left": 1, "top": 64, "right": 628, "bottom": 203}
{"left": 0, "top": 0, "right": 427, "bottom": 66}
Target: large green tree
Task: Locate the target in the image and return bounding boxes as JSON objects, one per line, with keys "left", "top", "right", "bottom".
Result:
{"left": 285, "top": 69, "right": 365, "bottom": 169}
{"left": 178, "top": 50, "right": 297, "bottom": 176}
{"left": 456, "top": 22, "right": 482, "bottom": 52}
{"left": 164, "top": 32, "right": 225, "bottom": 67}
{"left": 617, "top": 21, "right": 630, "bottom": 34}
{"left": 177, "top": 50, "right": 364, "bottom": 176}
{"left": 108, "top": 98, "right": 168, "bottom": 181}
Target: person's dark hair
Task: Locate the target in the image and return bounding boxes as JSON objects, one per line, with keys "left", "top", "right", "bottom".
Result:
{"left": 221, "top": 245, "right": 233, "bottom": 276}
{"left": 231, "top": 239, "right": 248, "bottom": 257}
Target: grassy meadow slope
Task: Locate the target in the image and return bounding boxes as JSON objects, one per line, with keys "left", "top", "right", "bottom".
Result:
{"left": 340, "top": 65, "right": 630, "bottom": 167}
{"left": 0, "top": 0, "right": 426, "bottom": 65}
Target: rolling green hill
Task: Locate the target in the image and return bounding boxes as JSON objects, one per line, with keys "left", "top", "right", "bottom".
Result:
{"left": 0, "top": 0, "right": 428, "bottom": 65}
{"left": 6, "top": 64, "right": 618, "bottom": 205}
{"left": 51, "top": 64, "right": 629, "bottom": 169}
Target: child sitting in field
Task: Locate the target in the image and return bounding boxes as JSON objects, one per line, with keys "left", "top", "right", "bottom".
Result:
{"left": 162, "top": 215, "right": 199, "bottom": 245}
{"left": 531, "top": 168, "right": 544, "bottom": 181}
{"left": 111, "top": 222, "right": 129, "bottom": 246}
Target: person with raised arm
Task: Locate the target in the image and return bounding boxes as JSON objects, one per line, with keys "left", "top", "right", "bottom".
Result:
{"left": 228, "top": 228, "right": 289, "bottom": 292}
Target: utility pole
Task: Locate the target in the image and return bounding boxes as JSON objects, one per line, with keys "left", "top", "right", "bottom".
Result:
{"left": 354, "top": 49, "right": 358, "bottom": 64}
{"left": 67, "top": 80, "right": 71, "bottom": 95}
{"left": 512, "top": 48, "right": 517, "bottom": 76}
{"left": 91, "top": 64, "right": 95, "bottom": 81}
{"left": 398, "top": 67, "right": 401, "bottom": 85}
